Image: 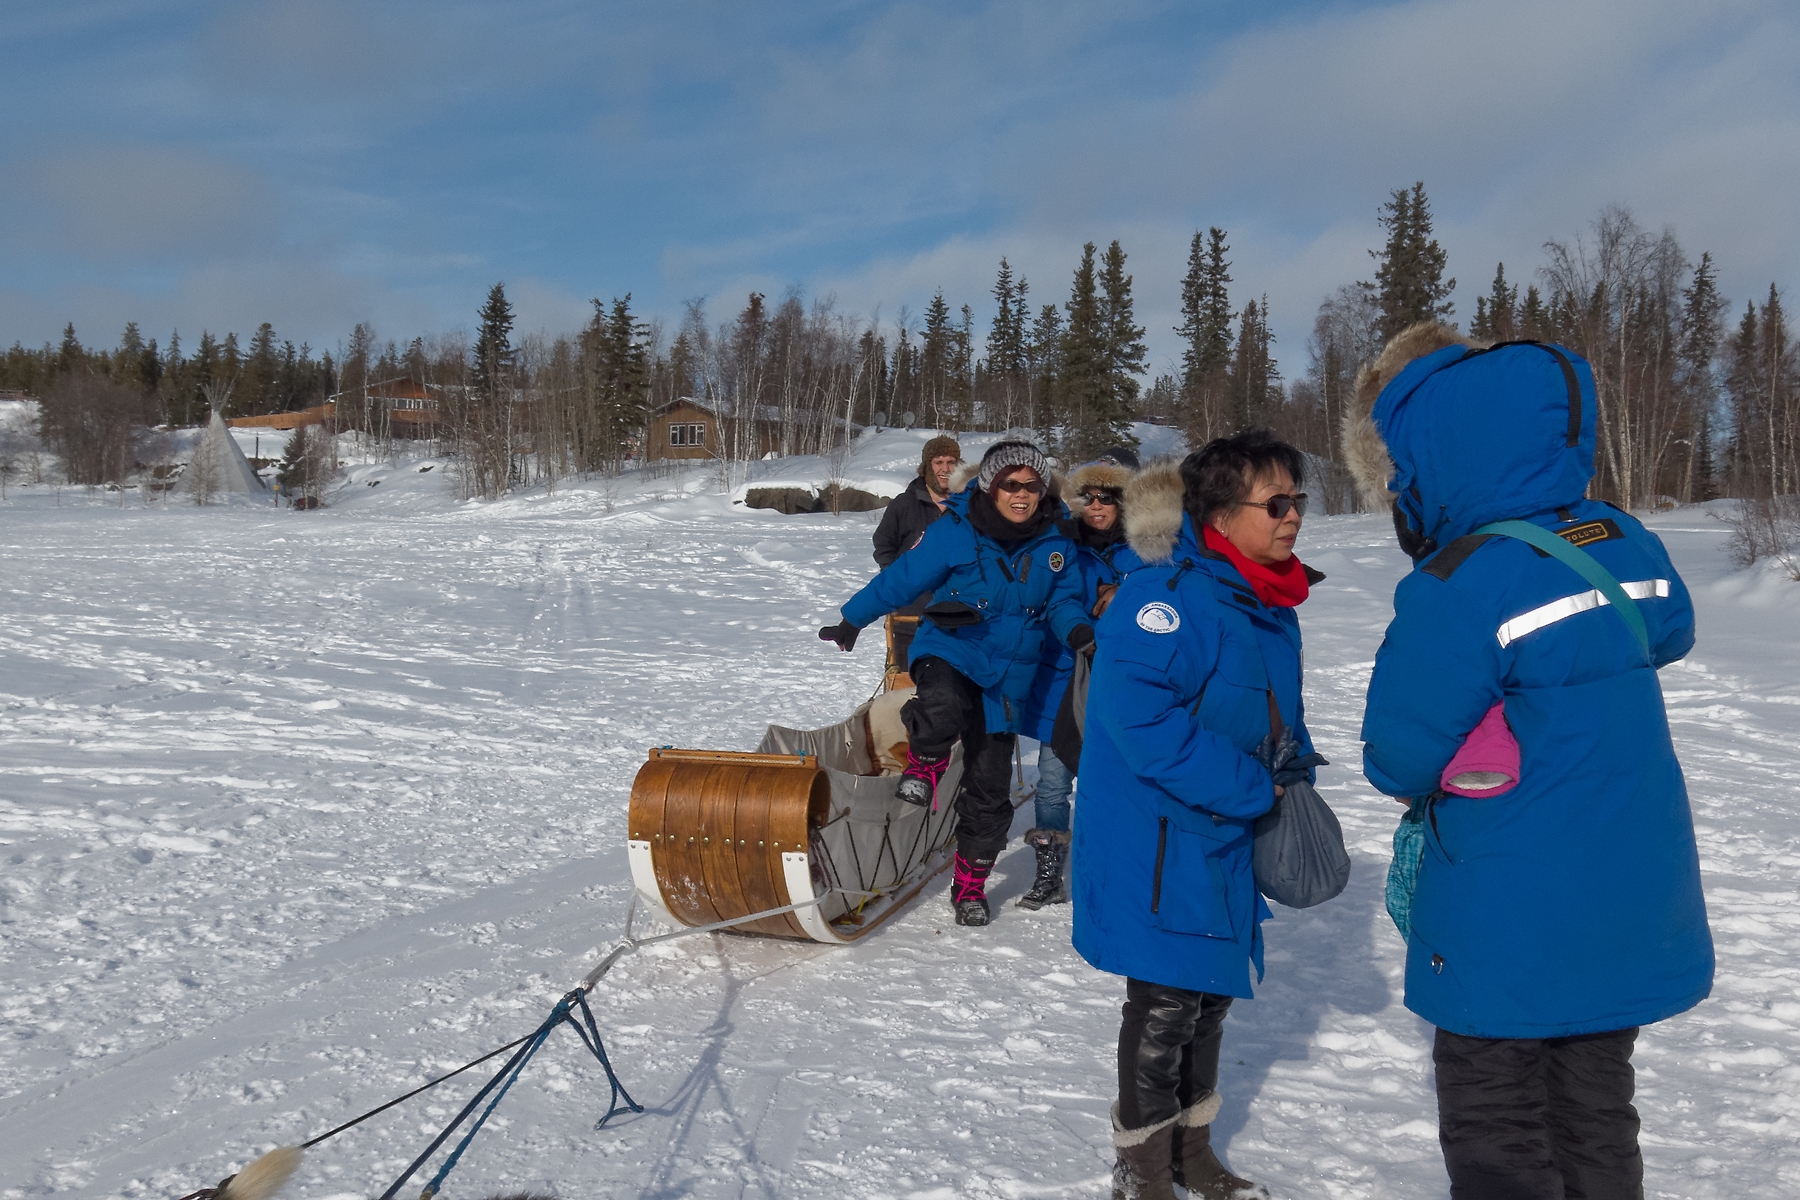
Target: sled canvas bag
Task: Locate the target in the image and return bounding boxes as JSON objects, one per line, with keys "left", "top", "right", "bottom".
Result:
{"left": 1384, "top": 518, "right": 1654, "bottom": 939}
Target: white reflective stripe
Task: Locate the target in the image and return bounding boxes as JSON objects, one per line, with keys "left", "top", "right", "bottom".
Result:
{"left": 1494, "top": 579, "right": 1670, "bottom": 648}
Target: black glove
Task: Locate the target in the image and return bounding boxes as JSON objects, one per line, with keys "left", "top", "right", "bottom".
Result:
{"left": 1257, "top": 726, "right": 1329, "bottom": 786}
{"left": 1066, "top": 624, "right": 1094, "bottom": 651}
{"left": 818, "top": 620, "right": 859, "bottom": 652}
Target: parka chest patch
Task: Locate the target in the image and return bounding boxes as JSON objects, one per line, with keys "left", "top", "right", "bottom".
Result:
{"left": 1047, "top": 551, "right": 1066, "bottom": 572}
{"left": 1136, "top": 602, "right": 1180, "bottom": 633}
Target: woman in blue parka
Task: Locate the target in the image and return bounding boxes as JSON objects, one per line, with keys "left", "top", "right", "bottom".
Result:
{"left": 1013, "top": 446, "right": 1144, "bottom": 912}
{"left": 820, "top": 430, "right": 1093, "bottom": 926}
{"left": 1344, "top": 322, "right": 1712, "bottom": 1199}
{"left": 1074, "top": 429, "right": 1320, "bottom": 1200}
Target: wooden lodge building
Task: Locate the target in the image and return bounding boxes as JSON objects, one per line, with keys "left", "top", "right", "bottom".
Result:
{"left": 645, "top": 398, "right": 783, "bottom": 462}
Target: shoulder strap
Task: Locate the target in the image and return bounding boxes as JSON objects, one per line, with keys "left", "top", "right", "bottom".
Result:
{"left": 1474, "top": 519, "right": 1650, "bottom": 661}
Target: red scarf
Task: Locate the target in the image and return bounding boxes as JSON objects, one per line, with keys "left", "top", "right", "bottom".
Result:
{"left": 1203, "top": 525, "right": 1311, "bottom": 608}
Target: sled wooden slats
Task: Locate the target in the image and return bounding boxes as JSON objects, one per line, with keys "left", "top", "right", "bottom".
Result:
{"left": 628, "top": 749, "right": 830, "bottom": 940}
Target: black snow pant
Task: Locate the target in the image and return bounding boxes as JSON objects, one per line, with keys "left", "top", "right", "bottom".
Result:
{"left": 901, "top": 655, "right": 1015, "bottom": 862}
{"left": 1117, "top": 978, "right": 1234, "bottom": 1130}
{"left": 1434, "top": 1026, "right": 1643, "bottom": 1200}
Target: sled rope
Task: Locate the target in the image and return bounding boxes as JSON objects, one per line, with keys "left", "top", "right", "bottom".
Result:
{"left": 381, "top": 987, "right": 637, "bottom": 1200}
{"left": 173, "top": 873, "right": 930, "bottom": 1200}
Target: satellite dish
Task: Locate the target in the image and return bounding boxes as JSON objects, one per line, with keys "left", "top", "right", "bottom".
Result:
{"left": 900, "top": 411, "right": 916, "bottom": 429}
{"left": 871, "top": 410, "right": 887, "bottom": 428}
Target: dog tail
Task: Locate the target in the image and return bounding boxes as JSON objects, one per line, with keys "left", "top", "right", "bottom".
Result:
{"left": 217, "top": 1146, "right": 301, "bottom": 1200}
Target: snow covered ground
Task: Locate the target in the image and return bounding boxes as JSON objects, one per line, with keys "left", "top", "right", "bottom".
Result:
{"left": 2, "top": 429, "right": 1797, "bottom": 1200}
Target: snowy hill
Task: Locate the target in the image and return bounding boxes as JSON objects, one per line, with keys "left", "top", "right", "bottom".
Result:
{"left": 0, "top": 447, "right": 1796, "bottom": 1200}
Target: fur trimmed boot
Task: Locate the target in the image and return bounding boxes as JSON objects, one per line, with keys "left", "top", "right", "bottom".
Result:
{"left": 1015, "top": 827, "right": 1071, "bottom": 909}
{"left": 951, "top": 851, "right": 994, "bottom": 925}
{"left": 1112, "top": 1102, "right": 1179, "bottom": 1200}
{"left": 1170, "top": 1093, "right": 1268, "bottom": 1200}
{"left": 896, "top": 750, "right": 948, "bottom": 808}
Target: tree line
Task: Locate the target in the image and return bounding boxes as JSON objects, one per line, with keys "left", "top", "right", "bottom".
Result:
{"left": 3, "top": 185, "right": 1794, "bottom": 529}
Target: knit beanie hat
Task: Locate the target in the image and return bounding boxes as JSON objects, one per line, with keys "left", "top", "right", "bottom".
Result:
{"left": 977, "top": 428, "right": 1051, "bottom": 492}
{"left": 918, "top": 435, "right": 962, "bottom": 478}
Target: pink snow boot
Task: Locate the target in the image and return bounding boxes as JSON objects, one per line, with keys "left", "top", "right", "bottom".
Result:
{"left": 951, "top": 851, "right": 995, "bottom": 926}
{"left": 896, "top": 750, "right": 948, "bottom": 808}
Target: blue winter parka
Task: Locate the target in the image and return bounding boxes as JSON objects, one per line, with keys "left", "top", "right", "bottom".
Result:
{"left": 1360, "top": 340, "right": 1713, "bottom": 1039}
{"left": 1016, "top": 524, "right": 1146, "bottom": 742}
{"left": 1072, "top": 504, "right": 1314, "bottom": 997}
{"left": 840, "top": 481, "right": 1090, "bottom": 734}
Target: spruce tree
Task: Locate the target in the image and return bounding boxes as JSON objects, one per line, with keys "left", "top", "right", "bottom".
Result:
{"left": 1518, "top": 285, "right": 1549, "bottom": 340}
{"left": 1175, "top": 228, "right": 1234, "bottom": 444}
{"left": 987, "top": 258, "right": 1022, "bottom": 376}
{"left": 472, "top": 283, "right": 515, "bottom": 404}
{"left": 920, "top": 290, "right": 953, "bottom": 429}
{"left": 1097, "top": 239, "right": 1146, "bottom": 444}
{"left": 1678, "top": 253, "right": 1726, "bottom": 501}
{"left": 57, "top": 323, "right": 82, "bottom": 376}
{"left": 1028, "top": 302, "right": 1064, "bottom": 437}
{"left": 1228, "top": 298, "right": 1279, "bottom": 430}
{"left": 1365, "top": 182, "right": 1455, "bottom": 342}
{"left": 1059, "top": 242, "right": 1105, "bottom": 455}
{"left": 1471, "top": 263, "right": 1519, "bottom": 340}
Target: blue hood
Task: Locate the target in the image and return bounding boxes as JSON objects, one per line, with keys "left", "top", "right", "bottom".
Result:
{"left": 1375, "top": 342, "right": 1598, "bottom": 544}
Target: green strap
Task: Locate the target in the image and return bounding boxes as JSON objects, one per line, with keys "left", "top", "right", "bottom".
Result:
{"left": 1474, "top": 519, "right": 1652, "bottom": 661}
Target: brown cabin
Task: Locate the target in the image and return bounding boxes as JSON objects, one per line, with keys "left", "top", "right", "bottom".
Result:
{"left": 644, "top": 398, "right": 783, "bottom": 462}
{"left": 228, "top": 403, "right": 335, "bottom": 431}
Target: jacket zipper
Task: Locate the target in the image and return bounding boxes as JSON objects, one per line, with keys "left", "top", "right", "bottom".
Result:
{"left": 1151, "top": 818, "right": 1168, "bottom": 913}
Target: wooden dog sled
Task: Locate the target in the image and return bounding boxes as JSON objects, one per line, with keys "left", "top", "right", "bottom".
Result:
{"left": 627, "top": 673, "right": 963, "bottom": 943}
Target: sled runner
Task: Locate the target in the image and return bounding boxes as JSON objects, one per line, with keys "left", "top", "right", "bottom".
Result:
{"left": 627, "top": 690, "right": 963, "bottom": 943}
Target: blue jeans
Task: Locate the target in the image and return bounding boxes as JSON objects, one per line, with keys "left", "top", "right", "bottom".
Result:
{"left": 1034, "top": 741, "right": 1074, "bottom": 832}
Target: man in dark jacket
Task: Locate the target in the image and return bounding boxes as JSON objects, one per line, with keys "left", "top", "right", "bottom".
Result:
{"left": 872, "top": 436, "right": 961, "bottom": 669}
{"left": 873, "top": 435, "right": 961, "bottom": 568}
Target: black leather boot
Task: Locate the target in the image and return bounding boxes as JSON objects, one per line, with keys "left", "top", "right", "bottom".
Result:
{"left": 1015, "top": 827, "right": 1070, "bottom": 909}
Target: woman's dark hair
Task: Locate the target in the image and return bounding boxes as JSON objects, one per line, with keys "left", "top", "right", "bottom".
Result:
{"left": 1180, "top": 427, "right": 1305, "bottom": 528}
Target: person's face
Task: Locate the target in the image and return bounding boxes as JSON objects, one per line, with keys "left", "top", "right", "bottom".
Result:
{"left": 1212, "top": 466, "right": 1302, "bottom": 565}
{"left": 991, "top": 466, "right": 1044, "bottom": 524}
{"left": 1079, "top": 490, "right": 1119, "bottom": 531}
{"left": 929, "top": 454, "right": 959, "bottom": 493}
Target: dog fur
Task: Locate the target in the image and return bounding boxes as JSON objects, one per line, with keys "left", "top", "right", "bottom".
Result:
{"left": 216, "top": 1146, "right": 301, "bottom": 1200}
{"left": 1340, "top": 321, "right": 1477, "bottom": 510}
{"left": 1122, "top": 458, "right": 1186, "bottom": 564}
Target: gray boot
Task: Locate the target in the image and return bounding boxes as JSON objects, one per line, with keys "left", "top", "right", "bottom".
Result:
{"left": 1112, "top": 1102, "right": 1178, "bottom": 1200}
{"left": 1169, "top": 1093, "right": 1268, "bottom": 1200}
{"left": 1016, "top": 827, "right": 1071, "bottom": 909}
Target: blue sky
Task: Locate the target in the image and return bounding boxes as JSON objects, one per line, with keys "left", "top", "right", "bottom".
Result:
{"left": 3, "top": 0, "right": 1796, "bottom": 377}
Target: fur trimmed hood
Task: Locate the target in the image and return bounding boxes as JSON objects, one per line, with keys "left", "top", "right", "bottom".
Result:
{"left": 1121, "top": 458, "right": 1186, "bottom": 564}
{"left": 1341, "top": 321, "right": 1477, "bottom": 510}
{"left": 1067, "top": 460, "right": 1133, "bottom": 497}
{"left": 948, "top": 462, "right": 980, "bottom": 494}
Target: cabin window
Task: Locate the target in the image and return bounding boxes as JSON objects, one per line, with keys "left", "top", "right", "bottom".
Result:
{"left": 669, "top": 422, "right": 706, "bottom": 447}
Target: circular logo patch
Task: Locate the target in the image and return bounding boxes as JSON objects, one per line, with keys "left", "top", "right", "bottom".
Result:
{"left": 1136, "top": 602, "right": 1181, "bottom": 634}
{"left": 1047, "top": 551, "right": 1066, "bottom": 572}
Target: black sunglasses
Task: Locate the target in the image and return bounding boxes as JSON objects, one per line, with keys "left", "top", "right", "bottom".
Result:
{"left": 1077, "top": 491, "right": 1119, "bottom": 507}
{"left": 994, "top": 478, "right": 1045, "bottom": 496}
{"left": 1237, "top": 493, "right": 1308, "bottom": 519}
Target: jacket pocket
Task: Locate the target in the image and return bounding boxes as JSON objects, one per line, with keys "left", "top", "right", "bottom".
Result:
{"left": 1149, "top": 815, "right": 1237, "bottom": 938}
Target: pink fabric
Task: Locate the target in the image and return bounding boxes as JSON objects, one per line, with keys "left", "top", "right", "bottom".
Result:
{"left": 1441, "top": 702, "right": 1520, "bottom": 798}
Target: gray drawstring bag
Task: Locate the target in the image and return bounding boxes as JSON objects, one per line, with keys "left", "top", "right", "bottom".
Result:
{"left": 1252, "top": 719, "right": 1351, "bottom": 909}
